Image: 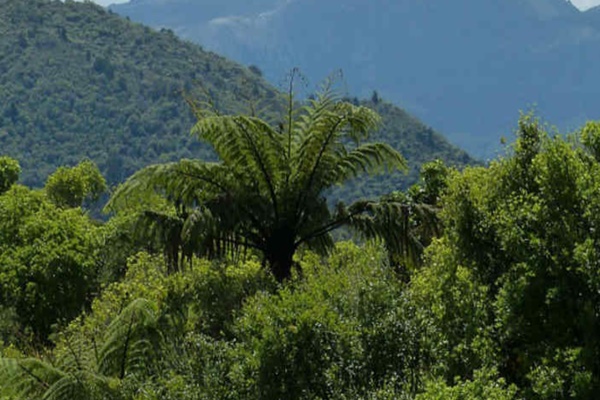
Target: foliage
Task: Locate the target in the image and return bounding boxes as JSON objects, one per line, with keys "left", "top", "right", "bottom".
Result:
{"left": 45, "top": 159, "right": 107, "bottom": 208}
{"left": 0, "top": 241, "right": 435, "bottom": 399}
{"left": 410, "top": 238, "right": 497, "bottom": 382}
{"left": 229, "top": 242, "right": 429, "bottom": 399}
{"left": 107, "top": 87, "right": 410, "bottom": 280}
{"left": 0, "top": 183, "right": 102, "bottom": 343}
{"left": 0, "top": 251, "right": 274, "bottom": 400}
{"left": 416, "top": 116, "right": 600, "bottom": 397}
{"left": 0, "top": 156, "right": 20, "bottom": 194}
{"left": 416, "top": 368, "right": 518, "bottom": 400}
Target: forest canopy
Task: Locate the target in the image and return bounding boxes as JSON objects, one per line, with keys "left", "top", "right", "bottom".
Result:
{"left": 2, "top": 102, "right": 600, "bottom": 398}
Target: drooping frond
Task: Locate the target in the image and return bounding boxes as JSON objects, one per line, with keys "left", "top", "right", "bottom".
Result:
{"left": 40, "top": 374, "right": 89, "bottom": 400}
{"left": 348, "top": 200, "right": 440, "bottom": 269}
{"left": 98, "top": 298, "right": 161, "bottom": 379}
{"left": 180, "top": 205, "right": 254, "bottom": 261}
{"left": 301, "top": 230, "right": 336, "bottom": 256}
{"left": 330, "top": 142, "right": 407, "bottom": 184}
{"left": 0, "top": 358, "right": 64, "bottom": 399}
{"left": 132, "top": 209, "right": 187, "bottom": 272}
{"left": 105, "top": 160, "right": 230, "bottom": 212}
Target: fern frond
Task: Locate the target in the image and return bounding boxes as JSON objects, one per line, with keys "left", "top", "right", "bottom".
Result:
{"left": 105, "top": 160, "right": 229, "bottom": 213}
{"left": 41, "top": 375, "right": 87, "bottom": 400}
{"left": 329, "top": 142, "right": 407, "bottom": 185}
{"left": 348, "top": 200, "right": 439, "bottom": 268}
{"left": 193, "top": 115, "right": 284, "bottom": 178}
{"left": 192, "top": 114, "right": 288, "bottom": 217}
{"left": 98, "top": 298, "right": 161, "bottom": 379}
{"left": 292, "top": 100, "right": 382, "bottom": 194}
{"left": 0, "top": 357, "right": 65, "bottom": 399}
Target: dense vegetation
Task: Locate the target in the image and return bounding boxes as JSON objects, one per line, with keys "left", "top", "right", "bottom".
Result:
{"left": 0, "top": 0, "right": 472, "bottom": 193}
{"left": 4, "top": 1, "right": 600, "bottom": 399}
{"left": 107, "top": 88, "right": 416, "bottom": 281}
{"left": 2, "top": 86, "right": 600, "bottom": 398}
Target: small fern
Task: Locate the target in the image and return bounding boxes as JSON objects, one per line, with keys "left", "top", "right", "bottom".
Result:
{"left": 0, "top": 299, "right": 161, "bottom": 400}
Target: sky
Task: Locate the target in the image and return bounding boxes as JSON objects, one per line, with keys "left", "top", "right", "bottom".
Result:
{"left": 90, "top": 0, "right": 600, "bottom": 10}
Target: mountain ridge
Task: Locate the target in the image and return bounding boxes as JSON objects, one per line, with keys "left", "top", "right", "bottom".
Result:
{"left": 110, "top": 0, "right": 600, "bottom": 157}
{"left": 0, "top": 0, "right": 473, "bottom": 195}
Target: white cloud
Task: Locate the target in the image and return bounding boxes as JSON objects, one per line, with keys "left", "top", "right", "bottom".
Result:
{"left": 570, "top": 0, "right": 600, "bottom": 10}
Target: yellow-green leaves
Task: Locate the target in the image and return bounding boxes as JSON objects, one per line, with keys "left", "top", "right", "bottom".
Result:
{"left": 0, "top": 156, "right": 20, "bottom": 195}
{"left": 45, "top": 160, "right": 106, "bottom": 208}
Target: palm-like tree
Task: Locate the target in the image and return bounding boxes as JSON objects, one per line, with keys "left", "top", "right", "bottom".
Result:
{"left": 107, "top": 86, "right": 407, "bottom": 281}
{"left": 0, "top": 299, "right": 160, "bottom": 400}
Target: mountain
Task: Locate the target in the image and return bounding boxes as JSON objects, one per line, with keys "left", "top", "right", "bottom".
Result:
{"left": 0, "top": 0, "right": 473, "bottom": 194}
{"left": 110, "top": 0, "right": 600, "bottom": 157}
{"left": 0, "top": 0, "right": 283, "bottom": 186}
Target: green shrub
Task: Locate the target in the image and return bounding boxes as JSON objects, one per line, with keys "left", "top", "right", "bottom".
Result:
{"left": 0, "top": 156, "right": 20, "bottom": 194}
{"left": 416, "top": 368, "right": 517, "bottom": 400}
{"left": 230, "top": 242, "right": 427, "bottom": 399}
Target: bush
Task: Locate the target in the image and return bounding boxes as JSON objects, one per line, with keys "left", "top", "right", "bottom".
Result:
{"left": 416, "top": 368, "right": 517, "bottom": 400}
{"left": 230, "top": 242, "right": 427, "bottom": 399}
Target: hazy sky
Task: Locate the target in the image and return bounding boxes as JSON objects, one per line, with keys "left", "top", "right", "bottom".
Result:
{"left": 91, "top": 0, "right": 600, "bottom": 11}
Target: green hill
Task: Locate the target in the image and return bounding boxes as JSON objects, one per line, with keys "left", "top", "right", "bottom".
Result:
{"left": 0, "top": 0, "right": 474, "bottom": 193}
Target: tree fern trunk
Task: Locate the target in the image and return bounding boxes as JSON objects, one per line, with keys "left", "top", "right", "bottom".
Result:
{"left": 265, "top": 230, "right": 296, "bottom": 282}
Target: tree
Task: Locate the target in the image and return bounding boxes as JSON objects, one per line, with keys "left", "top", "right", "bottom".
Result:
{"left": 0, "top": 183, "right": 102, "bottom": 342}
{"left": 0, "top": 156, "right": 20, "bottom": 194}
{"left": 45, "top": 160, "right": 107, "bottom": 208}
{"left": 107, "top": 84, "right": 407, "bottom": 281}
{"left": 415, "top": 116, "right": 600, "bottom": 396}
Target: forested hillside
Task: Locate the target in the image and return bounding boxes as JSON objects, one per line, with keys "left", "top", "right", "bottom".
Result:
{"left": 0, "top": 0, "right": 277, "bottom": 186}
{"left": 0, "top": 0, "right": 472, "bottom": 192}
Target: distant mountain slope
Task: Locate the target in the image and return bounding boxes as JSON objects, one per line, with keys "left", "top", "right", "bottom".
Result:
{"left": 0, "top": 0, "right": 278, "bottom": 186}
{"left": 0, "top": 0, "right": 474, "bottom": 194}
{"left": 111, "top": 0, "right": 600, "bottom": 157}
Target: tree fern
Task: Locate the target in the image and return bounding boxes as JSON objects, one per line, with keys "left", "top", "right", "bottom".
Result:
{"left": 98, "top": 298, "right": 161, "bottom": 379}
{"left": 107, "top": 85, "right": 410, "bottom": 281}
{"left": 0, "top": 299, "right": 161, "bottom": 400}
